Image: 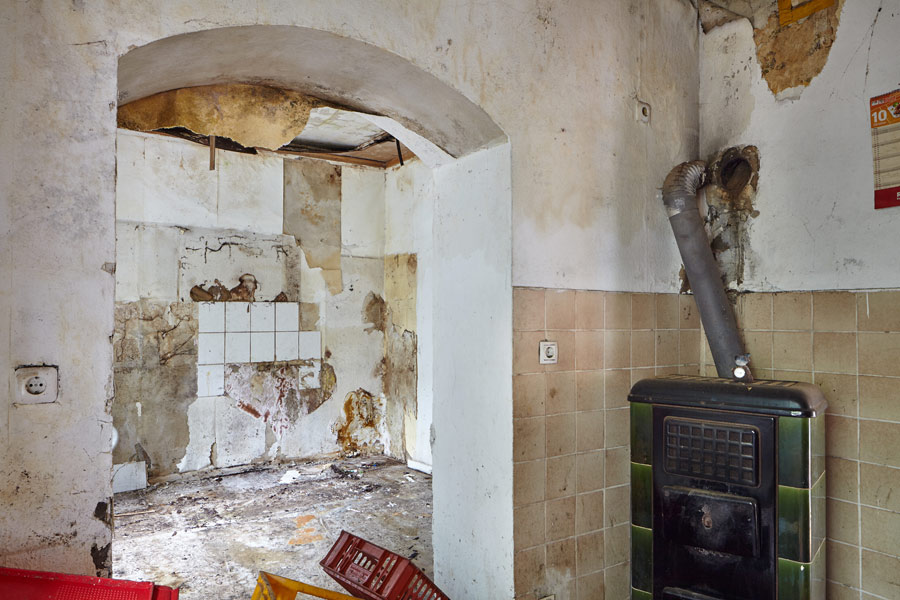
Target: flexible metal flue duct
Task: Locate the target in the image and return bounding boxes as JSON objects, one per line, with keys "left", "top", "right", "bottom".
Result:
{"left": 662, "top": 161, "right": 751, "bottom": 381}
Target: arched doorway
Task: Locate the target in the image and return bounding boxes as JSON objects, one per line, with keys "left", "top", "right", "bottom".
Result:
{"left": 113, "top": 25, "right": 514, "bottom": 599}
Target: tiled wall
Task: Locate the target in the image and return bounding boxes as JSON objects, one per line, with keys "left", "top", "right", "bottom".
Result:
{"left": 514, "top": 288, "right": 900, "bottom": 600}
{"left": 512, "top": 289, "right": 702, "bottom": 600}
{"left": 696, "top": 291, "right": 900, "bottom": 600}
{"left": 197, "top": 301, "right": 322, "bottom": 396}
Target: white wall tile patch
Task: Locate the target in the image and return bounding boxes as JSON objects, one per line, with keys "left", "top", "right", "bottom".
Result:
{"left": 225, "top": 332, "right": 251, "bottom": 363}
{"left": 197, "top": 364, "right": 225, "bottom": 397}
{"left": 250, "top": 331, "right": 275, "bottom": 363}
{"left": 225, "top": 302, "right": 251, "bottom": 332}
{"left": 299, "top": 331, "right": 321, "bottom": 360}
{"left": 250, "top": 302, "right": 275, "bottom": 332}
{"left": 198, "top": 302, "right": 225, "bottom": 333}
{"left": 198, "top": 332, "right": 225, "bottom": 365}
{"left": 275, "top": 302, "right": 299, "bottom": 332}
{"left": 198, "top": 302, "right": 315, "bottom": 392}
{"left": 275, "top": 331, "right": 299, "bottom": 361}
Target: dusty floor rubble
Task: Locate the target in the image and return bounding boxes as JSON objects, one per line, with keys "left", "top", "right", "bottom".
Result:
{"left": 112, "top": 457, "right": 434, "bottom": 600}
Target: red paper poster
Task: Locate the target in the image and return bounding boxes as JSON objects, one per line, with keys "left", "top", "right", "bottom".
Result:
{"left": 871, "top": 89, "right": 900, "bottom": 209}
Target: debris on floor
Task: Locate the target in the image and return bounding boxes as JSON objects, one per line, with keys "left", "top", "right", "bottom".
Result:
{"left": 113, "top": 456, "right": 433, "bottom": 600}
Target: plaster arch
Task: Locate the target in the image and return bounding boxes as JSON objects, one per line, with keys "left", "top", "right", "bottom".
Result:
{"left": 117, "top": 25, "right": 505, "bottom": 158}
{"left": 115, "top": 26, "right": 514, "bottom": 599}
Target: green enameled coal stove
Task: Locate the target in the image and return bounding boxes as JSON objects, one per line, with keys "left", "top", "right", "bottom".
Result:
{"left": 629, "top": 374, "right": 826, "bottom": 600}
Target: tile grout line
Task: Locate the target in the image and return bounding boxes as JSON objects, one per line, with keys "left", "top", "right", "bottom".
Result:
{"left": 856, "top": 292, "right": 863, "bottom": 600}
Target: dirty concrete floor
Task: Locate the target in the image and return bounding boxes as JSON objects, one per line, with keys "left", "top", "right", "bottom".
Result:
{"left": 112, "top": 457, "right": 433, "bottom": 599}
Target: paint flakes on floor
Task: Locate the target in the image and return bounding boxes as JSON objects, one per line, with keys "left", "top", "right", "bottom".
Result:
{"left": 112, "top": 456, "right": 433, "bottom": 600}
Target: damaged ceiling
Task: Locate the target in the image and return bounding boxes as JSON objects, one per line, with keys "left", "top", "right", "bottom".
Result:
{"left": 118, "top": 84, "right": 416, "bottom": 169}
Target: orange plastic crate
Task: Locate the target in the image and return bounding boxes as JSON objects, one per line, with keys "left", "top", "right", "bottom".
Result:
{"left": 0, "top": 566, "right": 179, "bottom": 600}
{"left": 320, "top": 531, "right": 448, "bottom": 600}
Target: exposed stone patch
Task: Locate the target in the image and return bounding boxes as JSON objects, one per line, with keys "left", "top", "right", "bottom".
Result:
{"left": 753, "top": 0, "right": 842, "bottom": 96}
{"left": 113, "top": 300, "right": 197, "bottom": 368}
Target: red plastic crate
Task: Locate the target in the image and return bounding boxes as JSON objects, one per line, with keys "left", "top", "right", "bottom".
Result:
{"left": 0, "top": 566, "right": 179, "bottom": 600}
{"left": 320, "top": 531, "right": 449, "bottom": 600}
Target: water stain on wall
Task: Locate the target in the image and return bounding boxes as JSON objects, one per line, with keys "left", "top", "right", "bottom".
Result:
{"left": 300, "top": 302, "right": 320, "bottom": 330}
{"left": 699, "top": 0, "right": 745, "bottom": 33}
{"left": 363, "top": 292, "right": 387, "bottom": 333}
{"left": 704, "top": 145, "right": 760, "bottom": 289}
{"left": 381, "top": 254, "right": 419, "bottom": 459}
{"left": 334, "top": 388, "right": 384, "bottom": 456}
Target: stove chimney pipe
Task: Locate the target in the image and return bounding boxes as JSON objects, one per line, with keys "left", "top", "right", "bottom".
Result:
{"left": 662, "top": 161, "right": 751, "bottom": 381}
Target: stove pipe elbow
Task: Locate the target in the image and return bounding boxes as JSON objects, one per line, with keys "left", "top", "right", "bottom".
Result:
{"left": 663, "top": 161, "right": 751, "bottom": 382}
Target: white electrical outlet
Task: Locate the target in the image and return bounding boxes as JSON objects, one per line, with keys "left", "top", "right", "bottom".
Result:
{"left": 539, "top": 341, "right": 558, "bottom": 365}
{"left": 14, "top": 365, "right": 58, "bottom": 405}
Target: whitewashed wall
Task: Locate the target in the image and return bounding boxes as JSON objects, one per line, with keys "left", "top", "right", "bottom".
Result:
{"left": 431, "top": 143, "right": 514, "bottom": 598}
{"left": 700, "top": 3, "right": 900, "bottom": 291}
{"left": 117, "top": 131, "right": 283, "bottom": 235}
{"left": 0, "top": 0, "right": 699, "bottom": 594}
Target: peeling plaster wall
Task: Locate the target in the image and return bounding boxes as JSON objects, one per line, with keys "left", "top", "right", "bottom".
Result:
{"left": 284, "top": 158, "right": 343, "bottom": 292}
{"left": 700, "top": 2, "right": 900, "bottom": 290}
{"left": 114, "top": 132, "right": 394, "bottom": 477}
{"left": 385, "top": 160, "right": 435, "bottom": 469}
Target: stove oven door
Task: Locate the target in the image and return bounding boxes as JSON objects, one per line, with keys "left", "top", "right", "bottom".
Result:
{"left": 653, "top": 406, "right": 776, "bottom": 600}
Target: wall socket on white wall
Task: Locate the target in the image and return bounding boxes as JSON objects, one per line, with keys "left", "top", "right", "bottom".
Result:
{"left": 14, "top": 365, "right": 59, "bottom": 405}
